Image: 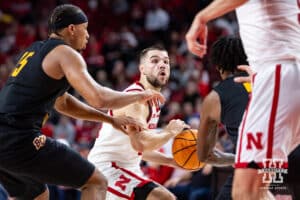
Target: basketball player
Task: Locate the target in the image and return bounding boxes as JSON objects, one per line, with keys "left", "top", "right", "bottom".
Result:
{"left": 236, "top": 64, "right": 300, "bottom": 199}
{"left": 196, "top": 36, "right": 249, "bottom": 199}
{"left": 88, "top": 45, "right": 190, "bottom": 200}
{"left": 0, "top": 4, "right": 164, "bottom": 200}
{"left": 186, "top": 0, "right": 300, "bottom": 199}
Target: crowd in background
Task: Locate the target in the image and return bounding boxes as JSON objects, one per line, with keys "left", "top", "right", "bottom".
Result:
{"left": 0, "top": 0, "right": 238, "bottom": 199}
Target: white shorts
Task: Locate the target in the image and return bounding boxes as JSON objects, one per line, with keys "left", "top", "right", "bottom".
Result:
{"left": 235, "top": 60, "right": 300, "bottom": 169}
{"left": 96, "top": 162, "right": 151, "bottom": 200}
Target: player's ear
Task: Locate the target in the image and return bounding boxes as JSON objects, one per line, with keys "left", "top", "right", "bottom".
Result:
{"left": 67, "top": 24, "right": 76, "bottom": 35}
{"left": 139, "top": 64, "right": 146, "bottom": 75}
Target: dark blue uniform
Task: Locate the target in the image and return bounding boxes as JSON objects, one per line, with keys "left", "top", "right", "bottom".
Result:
{"left": 0, "top": 38, "right": 94, "bottom": 199}
{"left": 213, "top": 75, "right": 249, "bottom": 200}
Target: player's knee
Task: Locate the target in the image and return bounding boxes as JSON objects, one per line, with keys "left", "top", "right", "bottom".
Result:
{"left": 83, "top": 168, "right": 108, "bottom": 190}
{"left": 148, "top": 187, "right": 176, "bottom": 200}
{"left": 159, "top": 191, "right": 176, "bottom": 200}
{"left": 232, "top": 186, "right": 244, "bottom": 200}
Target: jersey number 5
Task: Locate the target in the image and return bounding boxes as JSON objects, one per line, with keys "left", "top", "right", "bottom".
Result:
{"left": 11, "top": 51, "right": 35, "bottom": 77}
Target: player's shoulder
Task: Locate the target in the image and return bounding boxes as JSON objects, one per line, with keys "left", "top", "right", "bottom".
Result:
{"left": 202, "top": 90, "right": 221, "bottom": 112}
{"left": 124, "top": 82, "right": 145, "bottom": 93}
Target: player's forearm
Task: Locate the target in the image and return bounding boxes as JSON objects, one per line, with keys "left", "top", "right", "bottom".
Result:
{"left": 129, "top": 130, "right": 175, "bottom": 152}
{"left": 218, "top": 152, "right": 235, "bottom": 166}
{"left": 207, "top": 152, "right": 235, "bottom": 167}
{"left": 55, "top": 93, "right": 113, "bottom": 124}
{"left": 195, "top": 0, "right": 247, "bottom": 24}
{"left": 142, "top": 151, "right": 174, "bottom": 167}
{"left": 197, "top": 122, "right": 218, "bottom": 162}
{"left": 96, "top": 86, "right": 142, "bottom": 109}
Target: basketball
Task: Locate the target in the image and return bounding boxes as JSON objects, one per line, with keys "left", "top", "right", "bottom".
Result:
{"left": 172, "top": 129, "right": 205, "bottom": 170}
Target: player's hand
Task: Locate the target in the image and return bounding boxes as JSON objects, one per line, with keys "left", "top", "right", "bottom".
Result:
{"left": 139, "top": 89, "right": 165, "bottom": 105}
{"left": 186, "top": 15, "right": 208, "bottom": 58}
{"left": 111, "top": 115, "right": 145, "bottom": 134}
{"left": 165, "top": 119, "right": 190, "bottom": 136}
{"left": 234, "top": 65, "right": 256, "bottom": 83}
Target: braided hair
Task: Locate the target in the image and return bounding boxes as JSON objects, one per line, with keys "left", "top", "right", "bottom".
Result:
{"left": 210, "top": 36, "right": 248, "bottom": 74}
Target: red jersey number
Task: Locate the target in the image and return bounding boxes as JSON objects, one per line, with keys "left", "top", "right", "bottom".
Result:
{"left": 115, "top": 174, "right": 131, "bottom": 191}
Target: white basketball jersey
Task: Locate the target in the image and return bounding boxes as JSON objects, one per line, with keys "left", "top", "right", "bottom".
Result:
{"left": 236, "top": 0, "right": 300, "bottom": 68}
{"left": 88, "top": 82, "right": 161, "bottom": 168}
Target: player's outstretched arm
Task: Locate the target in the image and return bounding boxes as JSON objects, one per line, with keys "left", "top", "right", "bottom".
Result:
{"left": 54, "top": 92, "right": 144, "bottom": 133}
{"left": 197, "top": 91, "right": 236, "bottom": 166}
{"left": 206, "top": 148, "right": 235, "bottom": 167}
{"left": 113, "top": 103, "right": 189, "bottom": 152}
{"left": 51, "top": 45, "right": 164, "bottom": 110}
{"left": 142, "top": 151, "right": 178, "bottom": 168}
{"left": 128, "top": 119, "right": 190, "bottom": 152}
{"left": 197, "top": 90, "right": 221, "bottom": 162}
{"left": 186, "top": 0, "right": 248, "bottom": 57}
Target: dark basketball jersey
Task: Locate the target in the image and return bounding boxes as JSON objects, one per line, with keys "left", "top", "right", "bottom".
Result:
{"left": 213, "top": 76, "right": 250, "bottom": 146}
{"left": 0, "top": 38, "right": 70, "bottom": 130}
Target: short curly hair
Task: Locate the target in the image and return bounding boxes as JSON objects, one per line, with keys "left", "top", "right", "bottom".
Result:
{"left": 210, "top": 36, "right": 248, "bottom": 73}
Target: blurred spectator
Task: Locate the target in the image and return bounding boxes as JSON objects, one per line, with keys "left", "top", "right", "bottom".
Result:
{"left": 75, "top": 121, "right": 99, "bottom": 144}
{"left": 0, "top": 22, "right": 17, "bottom": 54}
{"left": 183, "top": 80, "right": 201, "bottom": 106}
{"left": 41, "top": 121, "right": 54, "bottom": 138}
{"left": 0, "top": 65, "right": 9, "bottom": 89}
{"left": 144, "top": 0, "right": 170, "bottom": 32}
{"left": 112, "top": 0, "right": 129, "bottom": 16}
{"left": 165, "top": 165, "right": 212, "bottom": 200}
{"left": 111, "top": 59, "right": 130, "bottom": 90}
{"left": 95, "top": 69, "right": 113, "bottom": 88}
{"left": 101, "top": 31, "right": 121, "bottom": 71}
{"left": 54, "top": 116, "right": 76, "bottom": 145}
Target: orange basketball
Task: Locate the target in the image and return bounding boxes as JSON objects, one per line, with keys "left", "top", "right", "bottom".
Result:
{"left": 172, "top": 129, "right": 205, "bottom": 170}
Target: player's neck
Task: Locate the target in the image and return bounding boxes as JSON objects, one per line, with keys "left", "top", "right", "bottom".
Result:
{"left": 139, "top": 78, "right": 161, "bottom": 92}
{"left": 220, "top": 71, "right": 234, "bottom": 80}
{"left": 49, "top": 33, "right": 71, "bottom": 47}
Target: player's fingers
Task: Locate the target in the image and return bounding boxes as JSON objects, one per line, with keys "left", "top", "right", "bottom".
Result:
{"left": 122, "top": 116, "right": 144, "bottom": 131}
{"left": 237, "top": 65, "right": 256, "bottom": 80}
{"left": 189, "top": 45, "right": 207, "bottom": 58}
{"left": 119, "top": 125, "right": 129, "bottom": 135}
{"left": 201, "top": 27, "right": 208, "bottom": 47}
{"left": 237, "top": 65, "right": 251, "bottom": 73}
{"left": 155, "top": 93, "right": 165, "bottom": 104}
{"left": 234, "top": 76, "right": 251, "bottom": 83}
{"left": 183, "top": 124, "right": 191, "bottom": 129}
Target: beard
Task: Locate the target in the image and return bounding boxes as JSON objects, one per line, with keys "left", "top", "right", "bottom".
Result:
{"left": 146, "top": 75, "right": 167, "bottom": 88}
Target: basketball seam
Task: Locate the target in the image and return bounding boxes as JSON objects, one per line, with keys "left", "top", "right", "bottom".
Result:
{"left": 174, "top": 137, "right": 196, "bottom": 141}
{"left": 183, "top": 149, "right": 196, "bottom": 168}
{"left": 188, "top": 129, "right": 197, "bottom": 141}
{"left": 173, "top": 144, "right": 196, "bottom": 154}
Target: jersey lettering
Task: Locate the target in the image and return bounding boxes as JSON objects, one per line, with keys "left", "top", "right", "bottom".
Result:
{"left": 246, "top": 132, "right": 263, "bottom": 150}
{"left": 11, "top": 51, "right": 35, "bottom": 77}
{"left": 115, "top": 174, "right": 131, "bottom": 191}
